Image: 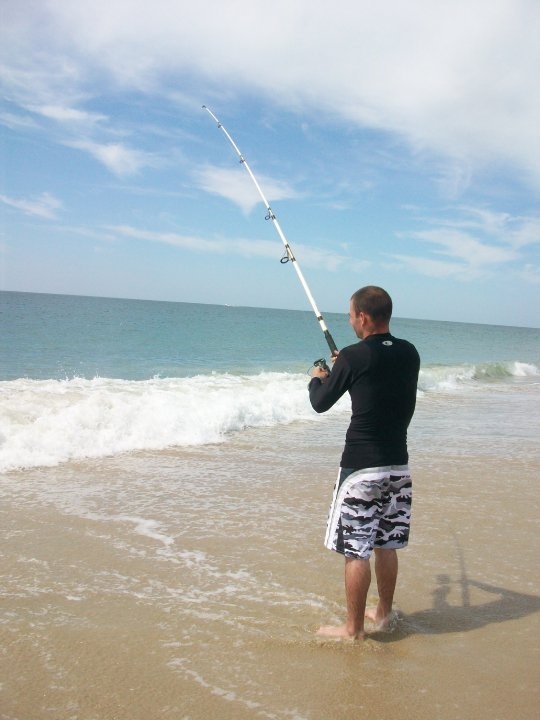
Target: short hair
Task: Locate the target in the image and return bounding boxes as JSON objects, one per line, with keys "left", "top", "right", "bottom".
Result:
{"left": 350, "top": 286, "right": 392, "bottom": 323}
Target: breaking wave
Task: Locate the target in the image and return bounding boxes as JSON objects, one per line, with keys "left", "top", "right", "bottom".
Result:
{"left": 1, "top": 360, "right": 538, "bottom": 471}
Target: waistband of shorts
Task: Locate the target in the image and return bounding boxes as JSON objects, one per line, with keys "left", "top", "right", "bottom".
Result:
{"left": 340, "top": 464, "right": 410, "bottom": 474}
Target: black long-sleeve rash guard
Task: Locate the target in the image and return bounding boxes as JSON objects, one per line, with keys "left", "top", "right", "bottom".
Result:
{"left": 308, "top": 332, "right": 420, "bottom": 469}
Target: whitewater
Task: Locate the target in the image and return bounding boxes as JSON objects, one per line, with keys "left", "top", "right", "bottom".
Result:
{"left": 1, "top": 291, "right": 539, "bottom": 472}
{"left": 2, "top": 359, "right": 538, "bottom": 472}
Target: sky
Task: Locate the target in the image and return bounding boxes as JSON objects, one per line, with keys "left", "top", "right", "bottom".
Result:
{"left": 1, "top": 0, "right": 540, "bottom": 328}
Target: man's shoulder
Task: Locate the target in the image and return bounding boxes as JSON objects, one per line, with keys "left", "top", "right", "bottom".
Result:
{"left": 391, "top": 336, "right": 420, "bottom": 356}
{"left": 338, "top": 336, "right": 419, "bottom": 366}
{"left": 389, "top": 336, "right": 421, "bottom": 370}
{"left": 334, "top": 341, "right": 372, "bottom": 373}
{"left": 339, "top": 341, "right": 368, "bottom": 360}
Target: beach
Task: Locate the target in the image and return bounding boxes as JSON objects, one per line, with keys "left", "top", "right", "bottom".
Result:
{"left": 2, "top": 389, "right": 539, "bottom": 720}
{"left": 1, "top": 292, "right": 539, "bottom": 719}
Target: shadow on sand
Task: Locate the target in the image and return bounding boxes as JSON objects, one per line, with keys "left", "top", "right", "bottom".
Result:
{"left": 372, "top": 539, "right": 540, "bottom": 641}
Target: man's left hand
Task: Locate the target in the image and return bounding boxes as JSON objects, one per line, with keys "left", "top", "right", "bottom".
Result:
{"left": 309, "top": 366, "right": 329, "bottom": 380}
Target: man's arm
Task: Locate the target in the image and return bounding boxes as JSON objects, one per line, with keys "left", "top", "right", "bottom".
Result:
{"left": 308, "top": 353, "right": 353, "bottom": 413}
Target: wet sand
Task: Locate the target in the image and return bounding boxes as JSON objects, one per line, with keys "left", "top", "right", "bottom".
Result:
{"left": 1, "top": 400, "right": 539, "bottom": 720}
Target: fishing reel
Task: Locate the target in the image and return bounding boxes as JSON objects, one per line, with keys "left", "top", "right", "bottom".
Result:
{"left": 312, "top": 357, "right": 331, "bottom": 375}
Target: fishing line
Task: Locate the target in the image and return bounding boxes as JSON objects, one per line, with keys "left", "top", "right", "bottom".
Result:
{"left": 202, "top": 105, "right": 338, "bottom": 361}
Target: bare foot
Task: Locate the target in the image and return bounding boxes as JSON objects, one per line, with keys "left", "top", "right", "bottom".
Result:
{"left": 365, "top": 606, "right": 391, "bottom": 629}
{"left": 316, "top": 625, "right": 365, "bottom": 640}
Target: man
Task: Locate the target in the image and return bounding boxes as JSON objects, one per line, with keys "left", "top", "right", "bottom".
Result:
{"left": 309, "top": 286, "right": 420, "bottom": 639}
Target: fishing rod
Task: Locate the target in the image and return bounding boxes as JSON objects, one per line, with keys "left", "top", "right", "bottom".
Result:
{"left": 202, "top": 106, "right": 338, "bottom": 367}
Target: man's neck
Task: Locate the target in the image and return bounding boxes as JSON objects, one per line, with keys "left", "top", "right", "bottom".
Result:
{"left": 361, "top": 325, "right": 390, "bottom": 340}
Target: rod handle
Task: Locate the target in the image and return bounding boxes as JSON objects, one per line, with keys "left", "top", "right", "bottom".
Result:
{"left": 324, "top": 330, "right": 339, "bottom": 355}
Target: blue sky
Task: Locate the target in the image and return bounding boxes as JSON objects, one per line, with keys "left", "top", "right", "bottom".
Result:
{"left": 1, "top": 1, "right": 539, "bottom": 327}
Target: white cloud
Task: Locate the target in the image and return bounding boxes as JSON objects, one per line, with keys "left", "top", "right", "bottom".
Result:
{"left": 29, "top": 104, "right": 107, "bottom": 124}
{"left": 0, "top": 111, "right": 39, "bottom": 130}
{"left": 294, "top": 243, "right": 369, "bottom": 273}
{"left": 411, "top": 205, "right": 540, "bottom": 252}
{"left": 66, "top": 139, "right": 158, "bottom": 176}
{"left": 389, "top": 254, "right": 475, "bottom": 280}
{"left": 410, "top": 228, "right": 518, "bottom": 266}
{"left": 0, "top": 56, "right": 83, "bottom": 110}
{"left": 396, "top": 205, "right": 540, "bottom": 281}
{"left": 510, "top": 217, "right": 540, "bottom": 249}
{"left": 109, "top": 224, "right": 358, "bottom": 271}
{"left": 193, "top": 165, "right": 300, "bottom": 214}
{"left": 0, "top": 192, "right": 63, "bottom": 220}
{"left": 454, "top": 208, "right": 540, "bottom": 249}
{"left": 2, "top": 1, "right": 539, "bottom": 189}
{"left": 111, "top": 224, "right": 257, "bottom": 254}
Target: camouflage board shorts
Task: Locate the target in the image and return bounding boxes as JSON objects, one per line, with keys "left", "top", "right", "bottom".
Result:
{"left": 324, "top": 465, "right": 412, "bottom": 560}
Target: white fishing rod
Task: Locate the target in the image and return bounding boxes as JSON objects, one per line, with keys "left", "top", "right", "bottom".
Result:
{"left": 203, "top": 105, "right": 338, "bottom": 362}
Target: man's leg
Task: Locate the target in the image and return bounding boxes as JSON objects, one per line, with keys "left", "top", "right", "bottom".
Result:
{"left": 366, "top": 548, "right": 398, "bottom": 627}
{"left": 317, "top": 556, "right": 371, "bottom": 639}
{"left": 344, "top": 557, "right": 371, "bottom": 636}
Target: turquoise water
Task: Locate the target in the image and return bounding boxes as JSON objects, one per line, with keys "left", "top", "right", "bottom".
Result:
{"left": 1, "top": 290, "right": 539, "bottom": 472}
{"left": 2, "top": 290, "right": 539, "bottom": 380}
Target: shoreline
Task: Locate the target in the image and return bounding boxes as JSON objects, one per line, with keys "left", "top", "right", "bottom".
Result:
{"left": 1, "top": 415, "right": 539, "bottom": 719}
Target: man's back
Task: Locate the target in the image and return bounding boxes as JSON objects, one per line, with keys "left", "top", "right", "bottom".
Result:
{"left": 309, "top": 332, "right": 420, "bottom": 468}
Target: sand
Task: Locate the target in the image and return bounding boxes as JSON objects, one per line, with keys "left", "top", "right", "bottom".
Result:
{"left": 1, "top": 408, "right": 539, "bottom": 720}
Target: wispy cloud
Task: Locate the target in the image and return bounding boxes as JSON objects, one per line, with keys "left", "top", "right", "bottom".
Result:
{"left": 389, "top": 254, "right": 475, "bottom": 280}
{"left": 28, "top": 104, "right": 107, "bottom": 125}
{"left": 109, "top": 224, "right": 360, "bottom": 271}
{"left": 66, "top": 139, "right": 159, "bottom": 177}
{"left": 394, "top": 206, "right": 539, "bottom": 281}
{"left": 3, "top": 2, "right": 539, "bottom": 189}
{"left": 410, "top": 228, "right": 518, "bottom": 266}
{"left": 0, "top": 111, "right": 39, "bottom": 130}
{"left": 0, "top": 192, "right": 63, "bottom": 220}
{"left": 193, "top": 165, "right": 301, "bottom": 214}
{"left": 510, "top": 217, "right": 540, "bottom": 249}
{"left": 451, "top": 206, "right": 540, "bottom": 249}
{"left": 1, "top": 3, "right": 538, "bottom": 325}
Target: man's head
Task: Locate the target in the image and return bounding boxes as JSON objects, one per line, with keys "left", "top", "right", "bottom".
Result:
{"left": 349, "top": 286, "right": 392, "bottom": 339}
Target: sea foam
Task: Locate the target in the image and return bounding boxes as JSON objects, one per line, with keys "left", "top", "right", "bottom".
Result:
{"left": 0, "top": 373, "right": 340, "bottom": 472}
{"left": 418, "top": 359, "right": 539, "bottom": 393}
{"left": 1, "top": 361, "right": 537, "bottom": 471}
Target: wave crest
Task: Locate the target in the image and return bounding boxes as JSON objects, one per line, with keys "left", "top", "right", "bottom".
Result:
{"left": 419, "top": 360, "right": 539, "bottom": 393}
{"left": 2, "top": 360, "right": 537, "bottom": 471}
{"left": 0, "top": 373, "right": 340, "bottom": 472}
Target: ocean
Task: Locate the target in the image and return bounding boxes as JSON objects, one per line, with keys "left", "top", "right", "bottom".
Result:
{"left": 1, "top": 290, "right": 539, "bottom": 719}
{"left": 2, "top": 291, "right": 539, "bottom": 472}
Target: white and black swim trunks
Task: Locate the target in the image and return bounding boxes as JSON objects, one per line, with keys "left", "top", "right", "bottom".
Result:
{"left": 324, "top": 465, "right": 412, "bottom": 560}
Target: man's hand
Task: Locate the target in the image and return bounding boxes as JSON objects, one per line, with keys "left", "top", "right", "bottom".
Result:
{"left": 309, "top": 365, "right": 330, "bottom": 380}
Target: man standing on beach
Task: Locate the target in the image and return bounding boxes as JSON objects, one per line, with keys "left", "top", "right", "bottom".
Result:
{"left": 309, "top": 286, "right": 420, "bottom": 639}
